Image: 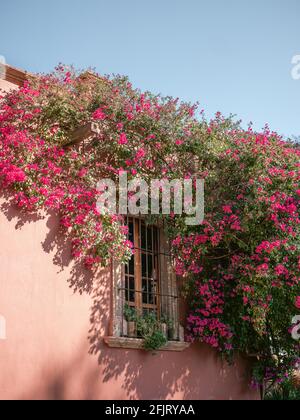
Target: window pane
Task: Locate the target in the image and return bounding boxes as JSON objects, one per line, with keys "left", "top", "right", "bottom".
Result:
{"left": 142, "top": 279, "right": 148, "bottom": 304}
{"left": 141, "top": 223, "right": 146, "bottom": 250}
{"left": 149, "top": 281, "right": 155, "bottom": 304}
{"left": 129, "top": 278, "right": 135, "bottom": 303}
{"left": 148, "top": 255, "right": 153, "bottom": 279}
{"left": 153, "top": 227, "right": 158, "bottom": 253}
{"left": 128, "top": 255, "right": 134, "bottom": 275}
{"left": 142, "top": 253, "right": 147, "bottom": 278}
{"left": 147, "top": 227, "right": 153, "bottom": 251}
{"left": 128, "top": 220, "right": 134, "bottom": 244}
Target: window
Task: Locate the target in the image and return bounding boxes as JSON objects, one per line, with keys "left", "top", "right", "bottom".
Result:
{"left": 125, "top": 218, "right": 160, "bottom": 317}
{"left": 108, "top": 217, "right": 188, "bottom": 350}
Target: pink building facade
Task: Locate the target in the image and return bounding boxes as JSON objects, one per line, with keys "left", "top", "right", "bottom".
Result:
{"left": 0, "top": 66, "right": 258, "bottom": 400}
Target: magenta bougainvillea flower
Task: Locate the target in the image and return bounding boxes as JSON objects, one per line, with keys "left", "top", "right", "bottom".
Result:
{"left": 118, "top": 133, "right": 128, "bottom": 145}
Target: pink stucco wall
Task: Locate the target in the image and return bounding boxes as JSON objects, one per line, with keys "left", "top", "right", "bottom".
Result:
{"left": 0, "top": 198, "right": 259, "bottom": 400}
{"left": 0, "top": 75, "right": 259, "bottom": 400}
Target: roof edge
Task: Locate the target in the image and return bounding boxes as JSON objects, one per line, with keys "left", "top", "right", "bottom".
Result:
{"left": 3, "top": 65, "right": 108, "bottom": 88}
{"left": 3, "top": 64, "right": 28, "bottom": 87}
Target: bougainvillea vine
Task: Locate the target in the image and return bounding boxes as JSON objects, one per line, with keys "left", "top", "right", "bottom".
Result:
{"left": 0, "top": 65, "right": 299, "bottom": 388}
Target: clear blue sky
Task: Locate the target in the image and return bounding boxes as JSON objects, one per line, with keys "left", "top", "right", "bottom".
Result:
{"left": 1, "top": 0, "right": 300, "bottom": 138}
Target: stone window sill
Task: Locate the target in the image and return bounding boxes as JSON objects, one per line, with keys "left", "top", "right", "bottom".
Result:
{"left": 104, "top": 336, "right": 190, "bottom": 352}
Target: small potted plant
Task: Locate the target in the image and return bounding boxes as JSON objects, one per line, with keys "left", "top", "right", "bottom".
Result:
{"left": 137, "top": 312, "right": 168, "bottom": 353}
{"left": 124, "top": 304, "right": 137, "bottom": 338}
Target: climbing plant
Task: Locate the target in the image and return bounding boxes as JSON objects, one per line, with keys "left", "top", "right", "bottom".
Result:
{"left": 0, "top": 65, "right": 299, "bottom": 388}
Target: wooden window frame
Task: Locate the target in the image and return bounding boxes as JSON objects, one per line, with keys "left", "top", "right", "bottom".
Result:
{"left": 107, "top": 217, "right": 189, "bottom": 351}
{"left": 125, "top": 218, "right": 161, "bottom": 317}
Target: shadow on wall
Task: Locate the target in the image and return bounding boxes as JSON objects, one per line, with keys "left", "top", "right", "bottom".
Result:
{"left": 21, "top": 344, "right": 254, "bottom": 400}
{"left": 90, "top": 324, "right": 254, "bottom": 400}
{"left": 1, "top": 194, "right": 255, "bottom": 400}
{"left": 0, "top": 191, "right": 96, "bottom": 295}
